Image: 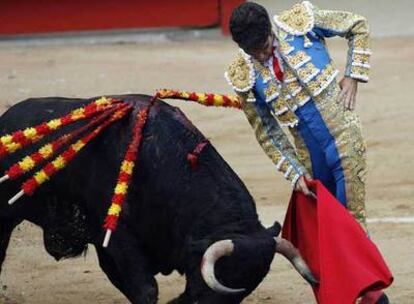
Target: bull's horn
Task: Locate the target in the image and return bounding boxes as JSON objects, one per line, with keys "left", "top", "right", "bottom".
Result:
{"left": 274, "top": 237, "right": 319, "bottom": 287}
{"left": 200, "top": 239, "right": 245, "bottom": 294}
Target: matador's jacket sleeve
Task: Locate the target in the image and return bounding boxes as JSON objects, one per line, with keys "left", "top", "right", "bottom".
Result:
{"left": 240, "top": 94, "right": 308, "bottom": 186}
{"left": 312, "top": 4, "right": 371, "bottom": 82}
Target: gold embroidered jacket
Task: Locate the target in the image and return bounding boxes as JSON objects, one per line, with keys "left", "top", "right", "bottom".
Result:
{"left": 225, "top": 1, "right": 371, "bottom": 186}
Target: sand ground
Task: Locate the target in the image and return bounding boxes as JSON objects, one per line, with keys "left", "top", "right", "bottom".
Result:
{"left": 0, "top": 36, "right": 413, "bottom": 303}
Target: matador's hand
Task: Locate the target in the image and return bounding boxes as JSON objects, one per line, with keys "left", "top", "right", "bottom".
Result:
{"left": 339, "top": 77, "right": 358, "bottom": 111}
{"left": 294, "top": 175, "right": 316, "bottom": 199}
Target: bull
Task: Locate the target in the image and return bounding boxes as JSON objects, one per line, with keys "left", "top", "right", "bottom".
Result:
{"left": 0, "top": 95, "right": 316, "bottom": 303}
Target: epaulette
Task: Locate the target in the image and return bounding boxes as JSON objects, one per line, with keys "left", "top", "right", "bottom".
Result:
{"left": 224, "top": 50, "right": 255, "bottom": 93}
{"left": 273, "top": 1, "right": 315, "bottom": 36}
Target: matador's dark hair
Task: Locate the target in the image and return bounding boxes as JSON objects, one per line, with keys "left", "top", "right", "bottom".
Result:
{"left": 229, "top": 2, "right": 272, "bottom": 53}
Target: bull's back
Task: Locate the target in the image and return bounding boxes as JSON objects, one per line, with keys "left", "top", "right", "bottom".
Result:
{"left": 0, "top": 95, "right": 150, "bottom": 213}
{"left": 0, "top": 94, "right": 157, "bottom": 132}
{"left": 1, "top": 97, "right": 103, "bottom": 144}
{"left": 0, "top": 94, "right": 206, "bottom": 223}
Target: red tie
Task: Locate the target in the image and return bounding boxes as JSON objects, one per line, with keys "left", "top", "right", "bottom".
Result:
{"left": 272, "top": 48, "right": 284, "bottom": 81}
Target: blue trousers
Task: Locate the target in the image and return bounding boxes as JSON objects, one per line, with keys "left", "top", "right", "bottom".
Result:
{"left": 295, "top": 100, "right": 347, "bottom": 207}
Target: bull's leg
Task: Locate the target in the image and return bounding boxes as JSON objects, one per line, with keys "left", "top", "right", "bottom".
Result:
{"left": 94, "top": 228, "right": 158, "bottom": 304}
{"left": 0, "top": 219, "right": 21, "bottom": 274}
{"left": 167, "top": 278, "right": 194, "bottom": 304}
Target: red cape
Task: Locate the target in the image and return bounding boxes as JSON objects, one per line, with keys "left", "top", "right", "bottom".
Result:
{"left": 282, "top": 180, "right": 393, "bottom": 304}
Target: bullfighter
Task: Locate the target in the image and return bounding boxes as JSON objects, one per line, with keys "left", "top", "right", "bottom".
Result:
{"left": 226, "top": 1, "right": 389, "bottom": 303}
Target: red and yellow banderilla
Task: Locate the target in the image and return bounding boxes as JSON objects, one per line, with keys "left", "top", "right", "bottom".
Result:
{"left": 102, "top": 93, "right": 159, "bottom": 247}
{"left": 8, "top": 103, "right": 132, "bottom": 205}
{"left": 101, "top": 90, "right": 240, "bottom": 247}
{"left": 156, "top": 89, "right": 241, "bottom": 109}
{"left": 0, "top": 97, "right": 119, "bottom": 159}
{"left": 1, "top": 103, "right": 126, "bottom": 183}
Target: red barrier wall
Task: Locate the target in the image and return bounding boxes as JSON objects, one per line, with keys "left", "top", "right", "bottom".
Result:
{"left": 0, "top": 0, "right": 244, "bottom": 36}
{"left": 220, "top": 0, "right": 243, "bottom": 35}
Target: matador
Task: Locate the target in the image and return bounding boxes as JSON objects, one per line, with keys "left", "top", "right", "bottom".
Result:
{"left": 226, "top": 2, "right": 389, "bottom": 303}
{"left": 226, "top": 1, "right": 369, "bottom": 227}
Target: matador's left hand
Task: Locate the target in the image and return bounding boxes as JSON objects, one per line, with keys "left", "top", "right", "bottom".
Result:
{"left": 338, "top": 77, "right": 358, "bottom": 111}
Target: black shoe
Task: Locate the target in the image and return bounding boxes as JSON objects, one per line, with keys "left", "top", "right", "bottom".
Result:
{"left": 376, "top": 293, "right": 390, "bottom": 304}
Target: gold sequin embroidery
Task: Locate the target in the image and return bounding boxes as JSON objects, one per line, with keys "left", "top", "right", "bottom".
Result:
{"left": 297, "top": 62, "right": 320, "bottom": 83}
{"left": 264, "top": 82, "right": 280, "bottom": 102}
{"left": 278, "top": 39, "right": 295, "bottom": 55}
{"left": 307, "top": 62, "right": 339, "bottom": 97}
{"left": 225, "top": 52, "right": 255, "bottom": 92}
{"left": 350, "top": 66, "right": 368, "bottom": 76}
{"left": 352, "top": 53, "right": 370, "bottom": 64}
{"left": 273, "top": 1, "right": 314, "bottom": 36}
{"left": 286, "top": 51, "right": 311, "bottom": 69}
{"left": 286, "top": 80, "right": 302, "bottom": 96}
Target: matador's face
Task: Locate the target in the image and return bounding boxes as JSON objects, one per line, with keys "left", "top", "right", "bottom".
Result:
{"left": 246, "top": 34, "right": 274, "bottom": 64}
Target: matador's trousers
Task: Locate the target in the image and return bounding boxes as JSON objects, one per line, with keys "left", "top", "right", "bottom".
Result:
{"left": 290, "top": 82, "right": 368, "bottom": 230}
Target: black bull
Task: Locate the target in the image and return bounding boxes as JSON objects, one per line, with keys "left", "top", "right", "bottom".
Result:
{"left": 0, "top": 95, "right": 316, "bottom": 303}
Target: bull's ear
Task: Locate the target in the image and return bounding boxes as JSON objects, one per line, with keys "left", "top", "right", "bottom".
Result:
{"left": 265, "top": 221, "right": 282, "bottom": 237}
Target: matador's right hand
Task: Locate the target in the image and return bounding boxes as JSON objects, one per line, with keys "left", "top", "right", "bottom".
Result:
{"left": 294, "top": 175, "right": 317, "bottom": 199}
